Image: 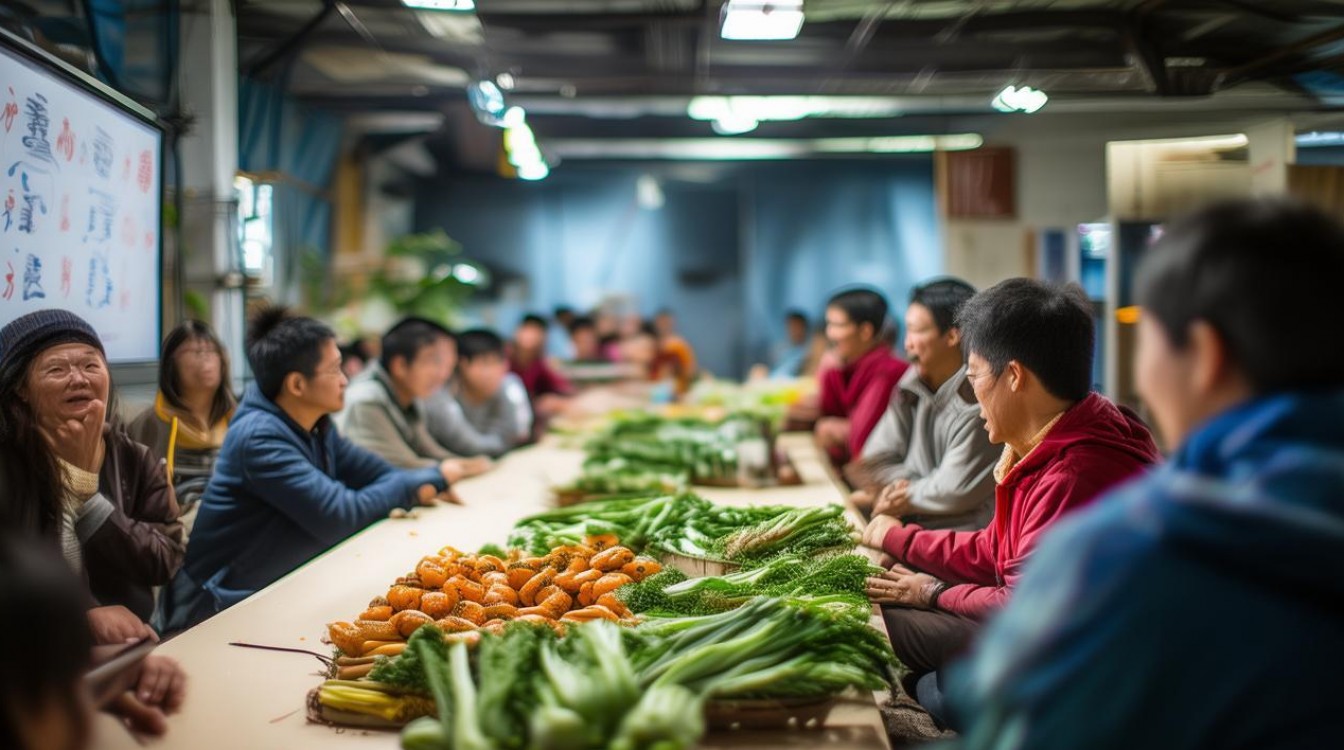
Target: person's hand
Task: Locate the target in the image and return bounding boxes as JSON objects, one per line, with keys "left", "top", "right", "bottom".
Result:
{"left": 873, "top": 479, "right": 912, "bottom": 518}
{"left": 849, "top": 489, "right": 875, "bottom": 513}
{"left": 106, "top": 692, "right": 168, "bottom": 737}
{"left": 437, "top": 489, "right": 465, "bottom": 506}
{"left": 41, "top": 397, "right": 107, "bottom": 474}
{"left": 814, "top": 417, "right": 850, "bottom": 449}
{"left": 134, "top": 655, "right": 187, "bottom": 714}
{"left": 877, "top": 552, "right": 899, "bottom": 568}
{"left": 461, "top": 456, "right": 494, "bottom": 477}
{"left": 861, "top": 514, "right": 902, "bottom": 550}
{"left": 88, "top": 606, "right": 156, "bottom": 646}
{"left": 865, "top": 568, "right": 945, "bottom": 609}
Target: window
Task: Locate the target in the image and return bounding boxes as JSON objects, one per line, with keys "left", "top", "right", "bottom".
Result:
{"left": 235, "top": 174, "right": 273, "bottom": 282}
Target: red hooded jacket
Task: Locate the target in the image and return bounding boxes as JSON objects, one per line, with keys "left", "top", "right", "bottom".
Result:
{"left": 882, "top": 392, "right": 1159, "bottom": 620}
{"left": 819, "top": 346, "right": 909, "bottom": 463}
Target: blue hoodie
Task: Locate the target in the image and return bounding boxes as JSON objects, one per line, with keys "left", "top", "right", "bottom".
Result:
{"left": 945, "top": 392, "right": 1344, "bottom": 750}
{"left": 167, "top": 385, "right": 445, "bottom": 624}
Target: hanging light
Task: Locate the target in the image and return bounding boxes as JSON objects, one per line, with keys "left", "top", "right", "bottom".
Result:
{"left": 720, "top": 1, "right": 804, "bottom": 41}
{"left": 992, "top": 85, "right": 1049, "bottom": 114}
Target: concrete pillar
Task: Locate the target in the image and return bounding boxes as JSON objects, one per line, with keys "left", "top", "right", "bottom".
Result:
{"left": 1246, "top": 118, "right": 1297, "bottom": 196}
{"left": 175, "top": 0, "right": 244, "bottom": 383}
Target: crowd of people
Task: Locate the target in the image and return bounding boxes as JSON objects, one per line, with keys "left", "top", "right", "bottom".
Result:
{"left": 2, "top": 197, "right": 1341, "bottom": 748}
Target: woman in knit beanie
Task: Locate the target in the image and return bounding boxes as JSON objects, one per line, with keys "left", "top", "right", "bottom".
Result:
{"left": 0, "top": 309, "right": 185, "bottom": 643}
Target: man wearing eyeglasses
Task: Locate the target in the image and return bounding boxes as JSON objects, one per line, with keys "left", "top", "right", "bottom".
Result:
{"left": 159, "top": 307, "right": 455, "bottom": 632}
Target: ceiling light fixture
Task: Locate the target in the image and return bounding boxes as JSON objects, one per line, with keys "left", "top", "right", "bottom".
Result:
{"left": 687, "top": 95, "right": 904, "bottom": 135}
{"left": 468, "top": 79, "right": 507, "bottom": 126}
{"left": 401, "top": 0, "right": 475, "bottom": 10}
{"left": 992, "top": 85, "right": 1049, "bottom": 114}
{"left": 720, "top": 0, "right": 804, "bottom": 41}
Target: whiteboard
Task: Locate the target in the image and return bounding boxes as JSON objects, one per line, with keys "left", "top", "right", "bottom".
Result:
{"left": 1, "top": 36, "right": 162, "bottom": 363}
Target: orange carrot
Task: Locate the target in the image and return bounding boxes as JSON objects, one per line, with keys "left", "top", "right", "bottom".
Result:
{"left": 590, "top": 546, "right": 635, "bottom": 572}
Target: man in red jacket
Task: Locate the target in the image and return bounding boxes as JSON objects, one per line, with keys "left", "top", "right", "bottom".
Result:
{"left": 816, "top": 287, "right": 909, "bottom": 467}
{"left": 862, "top": 279, "right": 1158, "bottom": 676}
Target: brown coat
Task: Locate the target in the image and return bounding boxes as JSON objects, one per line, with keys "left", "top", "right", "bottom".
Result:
{"left": 85, "top": 426, "right": 186, "bottom": 620}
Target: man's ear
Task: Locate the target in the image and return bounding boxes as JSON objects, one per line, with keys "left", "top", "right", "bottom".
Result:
{"left": 1186, "top": 320, "right": 1233, "bottom": 397}
{"left": 283, "top": 371, "right": 307, "bottom": 400}
{"left": 945, "top": 327, "right": 962, "bottom": 349}
{"left": 1005, "top": 360, "right": 1026, "bottom": 392}
{"left": 388, "top": 355, "right": 407, "bottom": 381}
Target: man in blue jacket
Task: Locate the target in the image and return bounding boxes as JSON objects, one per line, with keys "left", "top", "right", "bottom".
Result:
{"left": 160, "top": 308, "right": 458, "bottom": 631}
{"left": 943, "top": 199, "right": 1344, "bottom": 748}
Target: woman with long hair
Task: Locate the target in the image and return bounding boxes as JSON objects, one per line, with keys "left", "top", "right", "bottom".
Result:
{"left": 0, "top": 309, "right": 184, "bottom": 639}
{"left": 128, "top": 320, "right": 236, "bottom": 528}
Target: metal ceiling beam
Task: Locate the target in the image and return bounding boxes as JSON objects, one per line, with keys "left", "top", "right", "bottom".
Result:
{"left": 1217, "top": 22, "right": 1344, "bottom": 89}
{"left": 242, "top": 0, "right": 337, "bottom": 78}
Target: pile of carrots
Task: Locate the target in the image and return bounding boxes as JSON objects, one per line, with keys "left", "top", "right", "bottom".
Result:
{"left": 327, "top": 534, "right": 661, "bottom": 658}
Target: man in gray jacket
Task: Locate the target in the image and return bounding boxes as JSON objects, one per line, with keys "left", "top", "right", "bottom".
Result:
{"left": 424, "top": 329, "right": 533, "bottom": 459}
{"left": 337, "top": 318, "right": 492, "bottom": 480}
{"left": 849, "top": 278, "right": 998, "bottom": 530}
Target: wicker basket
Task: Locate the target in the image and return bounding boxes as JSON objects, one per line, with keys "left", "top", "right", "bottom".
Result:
{"left": 704, "top": 695, "right": 840, "bottom": 731}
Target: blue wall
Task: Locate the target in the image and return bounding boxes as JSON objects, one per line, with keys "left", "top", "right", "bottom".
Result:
{"left": 414, "top": 158, "right": 941, "bottom": 378}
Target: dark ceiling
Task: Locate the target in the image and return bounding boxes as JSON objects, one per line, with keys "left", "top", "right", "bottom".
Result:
{"left": 228, "top": 1, "right": 1344, "bottom": 103}
{"left": 8, "top": 1, "right": 1344, "bottom": 165}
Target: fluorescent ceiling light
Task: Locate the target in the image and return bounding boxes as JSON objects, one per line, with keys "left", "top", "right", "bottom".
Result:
{"left": 402, "top": 0, "right": 474, "bottom": 10}
{"left": 688, "top": 95, "right": 904, "bottom": 135}
{"left": 721, "top": 1, "right": 804, "bottom": 41}
{"left": 992, "top": 85, "right": 1049, "bottom": 114}
{"left": 1116, "top": 134, "right": 1249, "bottom": 149}
{"left": 1296, "top": 131, "right": 1344, "bottom": 147}
{"left": 545, "top": 134, "right": 984, "bottom": 161}
{"left": 517, "top": 162, "right": 550, "bottom": 181}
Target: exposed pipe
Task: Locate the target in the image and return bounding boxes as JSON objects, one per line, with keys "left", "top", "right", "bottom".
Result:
{"left": 1216, "top": 23, "right": 1344, "bottom": 90}
{"left": 242, "top": 0, "right": 335, "bottom": 78}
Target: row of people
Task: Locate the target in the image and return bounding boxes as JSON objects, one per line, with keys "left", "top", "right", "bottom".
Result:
{"left": 851, "top": 199, "right": 1343, "bottom": 748}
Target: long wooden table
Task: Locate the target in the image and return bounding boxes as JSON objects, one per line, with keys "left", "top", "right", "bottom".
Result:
{"left": 96, "top": 433, "right": 889, "bottom": 749}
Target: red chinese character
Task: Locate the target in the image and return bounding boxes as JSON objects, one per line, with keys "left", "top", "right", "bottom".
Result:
{"left": 56, "top": 118, "right": 75, "bottom": 162}
{"left": 119, "top": 289, "right": 131, "bottom": 310}
{"left": 137, "top": 151, "right": 154, "bottom": 194}
{"left": 122, "top": 156, "right": 131, "bottom": 181}
{"left": 3, "top": 262, "right": 13, "bottom": 301}
{"left": 61, "top": 257, "right": 72, "bottom": 297}
{"left": 59, "top": 194, "right": 70, "bottom": 232}
{"left": 143, "top": 230, "right": 155, "bottom": 250}
{"left": 1, "top": 87, "right": 17, "bottom": 133}
{"left": 121, "top": 216, "right": 136, "bottom": 247}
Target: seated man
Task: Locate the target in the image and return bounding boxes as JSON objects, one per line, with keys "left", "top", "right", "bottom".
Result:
{"left": 425, "top": 329, "right": 533, "bottom": 458}
{"left": 945, "top": 200, "right": 1344, "bottom": 749}
{"left": 337, "top": 318, "right": 491, "bottom": 479}
{"left": 861, "top": 279, "right": 1157, "bottom": 676}
{"left": 850, "top": 278, "right": 999, "bottom": 530}
{"left": 509, "top": 313, "right": 574, "bottom": 423}
{"left": 815, "top": 287, "right": 910, "bottom": 466}
{"left": 768, "top": 309, "right": 812, "bottom": 379}
{"left": 160, "top": 308, "right": 454, "bottom": 629}
{"left": 567, "top": 316, "right": 602, "bottom": 362}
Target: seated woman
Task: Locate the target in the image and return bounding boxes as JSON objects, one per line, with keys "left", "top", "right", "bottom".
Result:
{"left": 0, "top": 310, "right": 185, "bottom": 638}
{"left": 129, "top": 320, "right": 236, "bottom": 533}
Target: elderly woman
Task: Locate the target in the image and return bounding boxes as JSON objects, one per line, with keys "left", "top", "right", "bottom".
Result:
{"left": 0, "top": 310, "right": 184, "bottom": 643}
{"left": 129, "top": 320, "right": 236, "bottom": 528}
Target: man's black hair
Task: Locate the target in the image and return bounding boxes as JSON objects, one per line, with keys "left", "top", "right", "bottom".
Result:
{"left": 247, "top": 306, "right": 336, "bottom": 400}
{"left": 910, "top": 277, "right": 978, "bottom": 333}
{"left": 519, "top": 313, "right": 549, "bottom": 330}
{"left": 1137, "top": 198, "right": 1344, "bottom": 393}
{"left": 957, "top": 279, "right": 1094, "bottom": 402}
{"left": 785, "top": 309, "right": 809, "bottom": 326}
{"left": 568, "top": 316, "right": 596, "bottom": 335}
{"left": 456, "top": 328, "right": 506, "bottom": 363}
{"left": 826, "top": 287, "right": 889, "bottom": 336}
{"left": 381, "top": 318, "right": 451, "bottom": 372}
